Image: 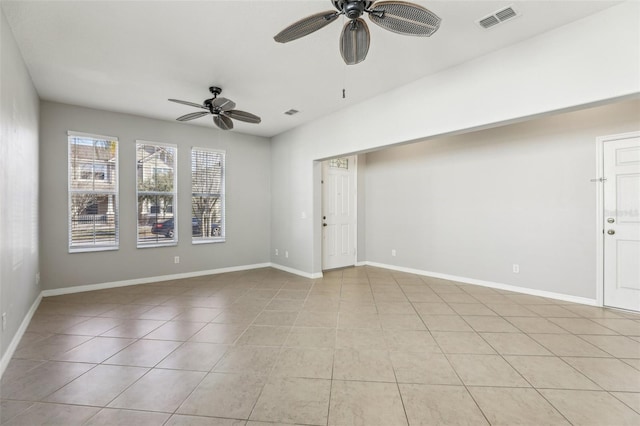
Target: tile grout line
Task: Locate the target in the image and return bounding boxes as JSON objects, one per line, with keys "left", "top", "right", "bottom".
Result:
{"left": 397, "top": 272, "right": 493, "bottom": 426}
{"left": 4, "top": 266, "right": 640, "bottom": 425}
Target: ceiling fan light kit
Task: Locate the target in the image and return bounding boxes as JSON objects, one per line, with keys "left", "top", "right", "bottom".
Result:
{"left": 168, "top": 86, "right": 261, "bottom": 131}
{"left": 275, "top": 0, "right": 441, "bottom": 65}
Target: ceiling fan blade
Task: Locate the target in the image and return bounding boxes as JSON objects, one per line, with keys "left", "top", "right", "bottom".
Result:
{"left": 168, "top": 99, "right": 207, "bottom": 109}
{"left": 176, "top": 111, "right": 210, "bottom": 122}
{"left": 213, "top": 114, "right": 234, "bottom": 131}
{"left": 212, "top": 97, "right": 236, "bottom": 111}
{"left": 368, "top": 1, "right": 441, "bottom": 36}
{"left": 340, "top": 18, "right": 370, "bottom": 65}
{"left": 223, "top": 110, "right": 261, "bottom": 124}
{"left": 274, "top": 10, "right": 340, "bottom": 43}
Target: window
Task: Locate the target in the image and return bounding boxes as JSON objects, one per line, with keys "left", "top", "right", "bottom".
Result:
{"left": 329, "top": 157, "right": 349, "bottom": 169}
{"left": 192, "top": 148, "right": 225, "bottom": 243}
{"left": 68, "top": 131, "right": 118, "bottom": 252}
{"left": 136, "top": 141, "right": 177, "bottom": 247}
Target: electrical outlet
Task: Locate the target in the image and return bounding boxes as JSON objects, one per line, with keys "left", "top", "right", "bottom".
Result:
{"left": 275, "top": 249, "right": 278, "bottom": 256}
{"left": 391, "top": 249, "right": 396, "bottom": 257}
{"left": 174, "top": 256, "right": 180, "bottom": 264}
{"left": 285, "top": 251, "right": 289, "bottom": 258}
{"left": 2, "top": 313, "right": 6, "bottom": 331}
{"left": 512, "top": 264, "right": 520, "bottom": 273}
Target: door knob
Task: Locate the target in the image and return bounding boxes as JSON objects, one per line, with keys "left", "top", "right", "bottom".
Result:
{"left": 607, "top": 229, "right": 615, "bottom": 235}
{"left": 607, "top": 218, "right": 615, "bottom": 223}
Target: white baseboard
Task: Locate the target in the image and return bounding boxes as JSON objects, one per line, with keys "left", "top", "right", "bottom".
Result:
{"left": 270, "top": 263, "right": 323, "bottom": 279}
{"left": 0, "top": 293, "right": 43, "bottom": 379}
{"left": 40, "top": 262, "right": 324, "bottom": 298}
{"left": 41, "top": 263, "right": 272, "bottom": 297}
{"left": 363, "top": 261, "right": 598, "bottom": 306}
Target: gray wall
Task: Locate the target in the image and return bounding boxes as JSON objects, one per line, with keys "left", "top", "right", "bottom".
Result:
{"left": 39, "top": 101, "right": 271, "bottom": 290}
{"left": 363, "top": 99, "right": 640, "bottom": 299}
{"left": 0, "top": 9, "right": 40, "bottom": 360}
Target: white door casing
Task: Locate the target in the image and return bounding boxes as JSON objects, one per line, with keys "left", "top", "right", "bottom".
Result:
{"left": 322, "top": 156, "right": 357, "bottom": 270}
{"left": 602, "top": 133, "right": 640, "bottom": 312}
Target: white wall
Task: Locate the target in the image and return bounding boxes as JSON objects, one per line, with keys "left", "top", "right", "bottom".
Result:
{"left": 39, "top": 101, "right": 271, "bottom": 290}
{"left": 270, "top": 1, "right": 640, "bottom": 277}
{"left": 363, "top": 99, "right": 640, "bottom": 300}
{"left": 0, "top": 9, "right": 40, "bottom": 363}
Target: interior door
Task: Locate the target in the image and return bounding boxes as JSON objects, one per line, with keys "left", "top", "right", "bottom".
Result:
{"left": 603, "top": 135, "right": 640, "bottom": 312}
{"left": 322, "top": 156, "right": 357, "bottom": 270}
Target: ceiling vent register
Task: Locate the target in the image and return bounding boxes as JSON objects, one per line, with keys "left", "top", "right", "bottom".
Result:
{"left": 478, "top": 6, "right": 518, "bottom": 29}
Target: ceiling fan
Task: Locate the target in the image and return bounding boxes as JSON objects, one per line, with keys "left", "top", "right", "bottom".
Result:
{"left": 274, "top": 1, "right": 441, "bottom": 65}
{"left": 168, "top": 87, "right": 261, "bottom": 131}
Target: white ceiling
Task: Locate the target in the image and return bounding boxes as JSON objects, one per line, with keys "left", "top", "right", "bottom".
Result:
{"left": 2, "top": 0, "right": 623, "bottom": 138}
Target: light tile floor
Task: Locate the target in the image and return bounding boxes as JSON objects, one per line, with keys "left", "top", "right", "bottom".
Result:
{"left": 1, "top": 266, "right": 640, "bottom": 425}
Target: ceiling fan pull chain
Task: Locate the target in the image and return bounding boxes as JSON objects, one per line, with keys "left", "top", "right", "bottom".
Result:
{"left": 342, "top": 58, "right": 347, "bottom": 99}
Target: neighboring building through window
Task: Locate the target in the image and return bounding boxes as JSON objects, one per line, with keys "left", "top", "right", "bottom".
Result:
{"left": 192, "top": 148, "right": 225, "bottom": 243}
{"left": 68, "top": 131, "right": 118, "bottom": 252}
{"left": 136, "top": 141, "right": 177, "bottom": 247}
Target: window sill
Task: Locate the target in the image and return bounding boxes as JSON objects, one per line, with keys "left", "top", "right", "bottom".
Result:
{"left": 192, "top": 238, "right": 226, "bottom": 245}
{"left": 137, "top": 242, "right": 178, "bottom": 249}
{"left": 69, "top": 245, "right": 119, "bottom": 254}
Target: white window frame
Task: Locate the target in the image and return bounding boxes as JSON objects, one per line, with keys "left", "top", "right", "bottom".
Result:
{"left": 191, "top": 147, "right": 226, "bottom": 244}
{"left": 136, "top": 140, "right": 178, "bottom": 248}
{"left": 68, "top": 131, "right": 119, "bottom": 253}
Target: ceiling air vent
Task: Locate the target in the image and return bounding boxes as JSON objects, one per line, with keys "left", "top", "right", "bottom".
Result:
{"left": 478, "top": 6, "right": 519, "bottom": 29}
{"left": 284, "top": 109, "right": 299, "bottom": 116}
{"left": 496, "top": 7, "right": 517, "bottom": 21}
{"left": 479, "top": 15, "right": 500, "bottom": 29}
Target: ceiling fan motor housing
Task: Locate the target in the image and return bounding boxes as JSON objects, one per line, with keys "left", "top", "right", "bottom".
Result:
{"left": 334, "top": 1, "right": 373, "bottom": 19}
{"left": 204, "top": 100, "right": 216, "bottom": 114}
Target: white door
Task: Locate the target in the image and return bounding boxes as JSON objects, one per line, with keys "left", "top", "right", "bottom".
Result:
{"left": 322, "top": 156, "right": 357, "bottom": 270}
{"left": 603, "top": 135, "right": 640, "bottom": 312}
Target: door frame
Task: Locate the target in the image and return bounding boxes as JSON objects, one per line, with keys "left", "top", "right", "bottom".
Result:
{"left": 595, "top": 131, "right": 640, "bottom": 308}
{"left": 321, "top": 156, "right": 358, "bottom": 271}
